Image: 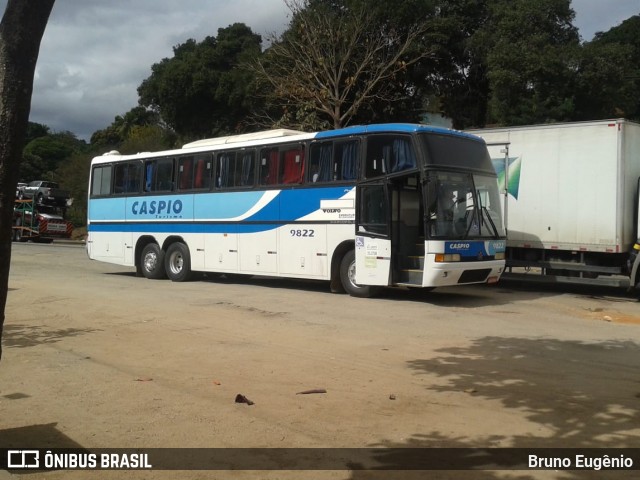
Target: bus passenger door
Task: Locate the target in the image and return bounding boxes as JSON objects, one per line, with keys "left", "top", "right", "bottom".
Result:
{"left": 355, "top": 180, "right": 391, "bottom": 286}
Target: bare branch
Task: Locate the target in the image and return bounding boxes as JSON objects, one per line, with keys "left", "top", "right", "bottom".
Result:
{"left": 250, "top": 0, "right": 432, "bottom": 129}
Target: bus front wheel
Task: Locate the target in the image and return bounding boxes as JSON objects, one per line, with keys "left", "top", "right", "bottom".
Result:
{"left": 165, "top": 242, "right": 192, "bottom": 282}
{"left": 140, "top": 243, "right": 166, "bottom": 280}
{"left": 339, "top": 250, "right": 378, "bottom": 298}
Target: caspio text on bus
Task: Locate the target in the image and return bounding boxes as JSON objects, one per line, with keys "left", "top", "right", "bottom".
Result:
{"left": 131, "top": 200, "right": 183, "bottom": 216}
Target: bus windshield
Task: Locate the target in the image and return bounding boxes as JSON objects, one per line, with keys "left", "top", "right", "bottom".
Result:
{"left": 426, "top": 170, "right": 505, "bottom": 240}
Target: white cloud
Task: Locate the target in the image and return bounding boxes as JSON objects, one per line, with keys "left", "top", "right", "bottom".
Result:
{"left": 22, "top": 0, "right": 290, "bottom": 140}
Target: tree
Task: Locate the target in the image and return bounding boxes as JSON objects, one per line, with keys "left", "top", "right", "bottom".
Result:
{"left": 26, "top": 121, "right": 50, "bottom": 143}
{"left": 482, "top": 0, "right": 580, "bottom": 125}
{"left": 90, "top": 106, "right": 164, "bottom": 151}
{"left": 118, "top": 125, "right": 177, "bottom": 155}
{"left": 426, "top": 0, "right": 492, "bottom": 129}
{"left": 0, "top": 0, "right": 55, "bottom": 362}
{"left": 55, "top": 151, "right": 92, "bottom": 227}
{"left": 21, "top": 131, "right": 86, "bottom": 181}
{"left": 138, "top": 23, "right": 262, "bottom": 139}
{"left": 574, "top": 15, "right": 640, "bottom": 121}
{"left": 251, "top": 0, "right": 432, "bottom": 130}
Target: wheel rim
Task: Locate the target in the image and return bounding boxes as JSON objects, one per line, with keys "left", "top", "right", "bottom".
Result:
{"left": 168, "top": 251, "right": 183, "bottom": 275}
{"left": 144, "top": 252, "right": 158, "bottom": 272}
{"left": 347, "top": 258, "right": 358, "bottom": 288}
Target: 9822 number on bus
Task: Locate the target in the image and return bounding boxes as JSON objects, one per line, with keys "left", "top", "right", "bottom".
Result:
{"left": 290, "top": 229, "right": 315, "bottom": 237}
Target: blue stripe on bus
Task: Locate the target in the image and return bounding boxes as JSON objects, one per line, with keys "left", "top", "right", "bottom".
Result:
{"left": 88, "top": 187, "right": 353, "bottom": 223}
{"left": 87, "top": 222, "right": 332, "bottom": 234}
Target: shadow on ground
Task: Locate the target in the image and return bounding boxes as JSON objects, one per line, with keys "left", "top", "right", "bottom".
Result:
{"left": 347, "top": 336, "right": 640, "bottom": 479}
{"left": 0, "top": 423, "right": 88, "bottom": 475}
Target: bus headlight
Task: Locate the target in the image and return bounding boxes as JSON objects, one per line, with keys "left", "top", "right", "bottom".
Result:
{"left": 435, "top": 254, "right": 461, "bottom": 262}
{"left": 495, "top": 252, "right": 505, "bottom": 260}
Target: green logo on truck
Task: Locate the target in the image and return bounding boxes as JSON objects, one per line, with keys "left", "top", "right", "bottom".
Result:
{"left": 491, "top": 157, "right": 521, "bottom": 200}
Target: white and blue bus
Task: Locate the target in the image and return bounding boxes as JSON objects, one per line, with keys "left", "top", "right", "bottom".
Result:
{"left": 87, "top": 124, "right": 506, "bottom": 297}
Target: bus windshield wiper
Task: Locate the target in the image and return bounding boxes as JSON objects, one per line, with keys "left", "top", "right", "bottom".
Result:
{"left": 481, "top": 206, "right": 499, "bottom": 238}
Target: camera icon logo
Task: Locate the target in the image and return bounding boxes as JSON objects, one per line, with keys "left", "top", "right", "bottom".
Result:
{"left": 7, "top": 450, "right": 40, "bottom": 469}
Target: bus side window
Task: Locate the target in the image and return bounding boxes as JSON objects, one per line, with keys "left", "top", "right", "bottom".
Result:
{"left": 239, "top": 151, "right": 255, "bottom": 187}
{"left": 217, "top": 152, "right": 238, "bottom": 188}
{"left": 178, "top": 156, "right": 194, "bottom": 190}
{"left": 156, "top": 158, "right": 175, "bottom": 191}
{"left": 335, "top": 141, "right": 359, "bottom": 181}
{"left": 309, "top": 143, "right": 332, "bottom": 183}
{"left": 359, "top": 184, "right": 387, "bottom": 235}
{"left": 281, "top": 147, "right": 304, "bottom": 184}
{"left": 194, "top": 155, "right": 213, "bottom": 190}
{"left": 365, "top": 135, "right": 414, "bottom": 178}
{"left": 259, "top": 148, "right": 279, "bottom": 186}
{"left": 365, "top": 136, "right": 386, "bottom": 178}
{"left": 389, "top": 137, "right": 416, "bottom": 172}
{"left": 145, "top": 158, "right": 174, "bottom": 192}
{"left": 91, "top": 165, "right": 112, "bottom": 196}
{"left": 115, "top": 162, "right": 142, "bottom": 194}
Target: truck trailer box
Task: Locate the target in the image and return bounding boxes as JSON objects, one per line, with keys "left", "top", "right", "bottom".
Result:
{"left": 467, "top": 119, "right": 640, "bottom": 290}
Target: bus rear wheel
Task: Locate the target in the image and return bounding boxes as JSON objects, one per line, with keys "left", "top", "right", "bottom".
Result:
{"left": 339, "top": 250, "right": 379, "bottom": 298}
{"left": 165, "top": 242, "right": 192, "bottom": 282}
{"left": 140, "top": 243, "right": 166, "bottom": 280}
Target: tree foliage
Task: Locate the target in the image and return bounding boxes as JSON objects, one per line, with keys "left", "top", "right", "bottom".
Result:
{"left": 482, "top": 0, "right": 580, "bottom": 125}
{"left": 90, "top": 106, "right": 164, "bottom": 151}
{"left": 251, "top": 0, "right": 432, "bottom": 130}
{"left": 424, "top": 0, "right": 581, "bottom": 128}
{"left": 138, "top": 23, "right": 262, "bottom": 139}
{"left": 575, "top": 15, "right": 640, "bottom": 121}
{"left": 21, "top": 131, "right": 86, "bottom": 181}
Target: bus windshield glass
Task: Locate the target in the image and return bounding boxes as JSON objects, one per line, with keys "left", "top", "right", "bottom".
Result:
{"left": 426, "top": 171, "right": 505, "bottom": 240}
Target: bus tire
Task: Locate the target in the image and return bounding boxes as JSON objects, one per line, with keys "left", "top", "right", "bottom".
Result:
{"left": 165, "top": 242, "right": 192, "bottom": 282}
{"left": 339, "top": 250, "right": 378, "bottom": 298}
{"left": 141, "top": 243, "right": 166, "bottom": 280}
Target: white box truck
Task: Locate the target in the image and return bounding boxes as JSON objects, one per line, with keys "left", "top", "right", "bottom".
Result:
{"left": 467, "top": 119, "right": 640, "bottom": 293}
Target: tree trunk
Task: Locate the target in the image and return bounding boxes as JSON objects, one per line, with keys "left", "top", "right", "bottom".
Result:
{"left": 0, "top": 0, "right": 55, "bottom": 362}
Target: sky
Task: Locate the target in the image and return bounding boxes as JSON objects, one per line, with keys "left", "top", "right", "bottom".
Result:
{"left": 2, "top": 0, "right": 639, "bottom": 141}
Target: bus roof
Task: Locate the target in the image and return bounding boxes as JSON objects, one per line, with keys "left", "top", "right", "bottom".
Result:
{"left": 182, "top": 128, "right": 307, "bottom": 149}
{"left": 315, "top": 123, "right": 482, "bottom": 142}
{"left": 91, "top": 123, "right": 483, "bottom": 165}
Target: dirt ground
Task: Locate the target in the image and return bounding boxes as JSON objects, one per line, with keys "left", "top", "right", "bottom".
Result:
{"left": 1, "top": 242, "right": 640, "bottom": 480}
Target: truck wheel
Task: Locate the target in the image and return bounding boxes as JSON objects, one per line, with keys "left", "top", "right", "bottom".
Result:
{"left": 13, "top": 219, "right": 25, "bottom": 242}
{"left": 339, "top": 250, "right": 378, "bottom": 298}
{"left": 140, "top": 243, "right": 166, "bottom": 280}
{"left": 165, "top": 242, "right": 192, "bottom": 282}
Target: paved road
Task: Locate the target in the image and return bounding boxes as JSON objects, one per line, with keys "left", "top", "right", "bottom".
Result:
{"left": 2, "top": 242, "right": 640, "bottom": 479}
